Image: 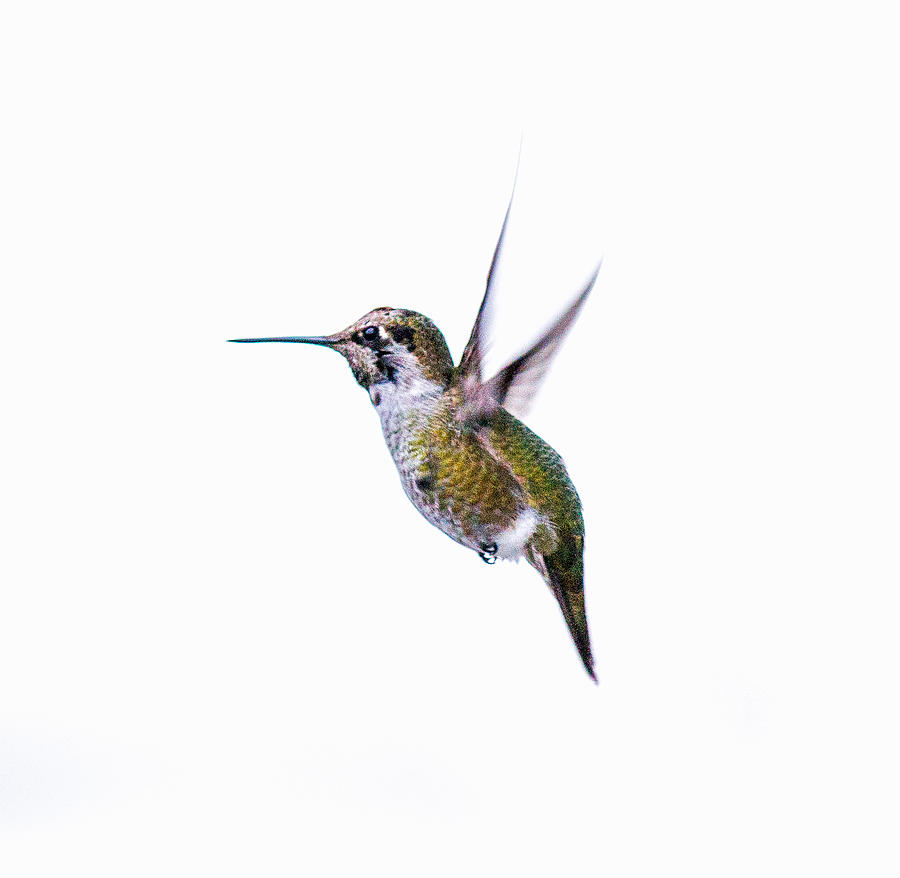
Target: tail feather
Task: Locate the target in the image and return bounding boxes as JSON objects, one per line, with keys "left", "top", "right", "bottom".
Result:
{"left": 528, "top": 543, "right": 596, "bottom": 682}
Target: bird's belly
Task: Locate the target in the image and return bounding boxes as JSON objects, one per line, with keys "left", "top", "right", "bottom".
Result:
{"left": 396, "top": 465, "right": 536, "bottom": 560}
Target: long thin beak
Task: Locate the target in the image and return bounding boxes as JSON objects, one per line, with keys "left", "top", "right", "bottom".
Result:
{"left": 227, "top": 335, "right": 337, "bottom": 346}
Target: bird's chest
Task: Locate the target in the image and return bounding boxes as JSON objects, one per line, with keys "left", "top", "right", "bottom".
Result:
{"left": 375, "top": 394, "right": 427, "bottom": 483}
{"left": 373, "top": 384, "right": 441, "bottom": 506}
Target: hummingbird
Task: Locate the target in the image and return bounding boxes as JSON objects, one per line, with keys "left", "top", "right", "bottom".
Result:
{"left": 230, "top": 193, "right": 600, "bottom": 680}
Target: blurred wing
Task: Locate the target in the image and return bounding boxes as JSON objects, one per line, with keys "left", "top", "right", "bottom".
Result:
{"left": 456, "top": 186, "right": 514, "bottom": 384}
{"left": 461, "top": 264, "right": 599, "bottom": 423}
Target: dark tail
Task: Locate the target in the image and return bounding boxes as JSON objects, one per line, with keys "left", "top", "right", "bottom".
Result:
{"left": 528, "top": 541, "right": 596, "bottom": 682}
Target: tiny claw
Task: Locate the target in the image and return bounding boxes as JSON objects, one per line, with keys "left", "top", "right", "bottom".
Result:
{"left": 479, "top": 543, "right": 498, "bottom": 565}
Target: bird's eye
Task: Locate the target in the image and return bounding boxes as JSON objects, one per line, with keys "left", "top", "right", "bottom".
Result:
{"left": 362, "top": 326, "right": 378, "bottom": 341}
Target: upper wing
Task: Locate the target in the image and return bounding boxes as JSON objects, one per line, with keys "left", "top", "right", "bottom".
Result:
{"left": 480, "top": 266, "right": 599, "bottom": 419}
{"left": 456, "top": 264, "right": 600, "bottom": 424}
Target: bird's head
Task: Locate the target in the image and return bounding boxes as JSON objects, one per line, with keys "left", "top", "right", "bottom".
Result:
{"left": 230, "top": 307, "right": 455, "bottom": 393}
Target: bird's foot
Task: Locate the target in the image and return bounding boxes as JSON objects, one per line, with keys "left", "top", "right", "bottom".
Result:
{"left": 479, "top": 543, "right": 498, "bottom": 565}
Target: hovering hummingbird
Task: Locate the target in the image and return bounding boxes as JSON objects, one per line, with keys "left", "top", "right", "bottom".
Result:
{"left": 230, "top": 193, "right": 600, "bottom": 680}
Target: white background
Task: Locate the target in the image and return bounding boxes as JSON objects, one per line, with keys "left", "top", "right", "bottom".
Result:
{"left": 2, "top": 1, "right": 898, "bottom": 875}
